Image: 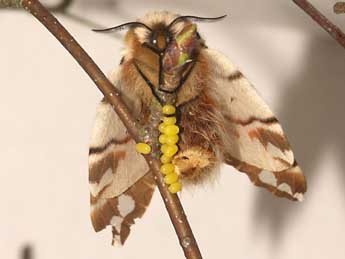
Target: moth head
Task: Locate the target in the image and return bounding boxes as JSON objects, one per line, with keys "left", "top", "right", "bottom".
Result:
{"left": 93, "top": 11, "right": 226, "bottom": 94}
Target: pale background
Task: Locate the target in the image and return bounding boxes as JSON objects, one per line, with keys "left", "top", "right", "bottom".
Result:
{"left": 1, "top": 0, "right": 345, "bottom": 259}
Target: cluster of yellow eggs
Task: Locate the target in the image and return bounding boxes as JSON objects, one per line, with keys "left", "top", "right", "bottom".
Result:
{"left": 135, "top": 104, "right": 182, "bottom": 194}
{"left": 159, "top": 105, "right": 182, "bottom": 194}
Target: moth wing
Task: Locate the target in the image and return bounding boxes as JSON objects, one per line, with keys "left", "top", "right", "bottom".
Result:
{"left": 89, "top": 70, "right": 155, "bottom": 245}
{"left": 203, "top": 48, "right": 306, "bottom": 200}
{"left": 225, "top": 155, "right": 306, "bottom": 201}
{"left": 89, "top": 100, "right": 149, "bottom": 199}
{"left": 90, "top": 172, "right": 155, "bottom": 246}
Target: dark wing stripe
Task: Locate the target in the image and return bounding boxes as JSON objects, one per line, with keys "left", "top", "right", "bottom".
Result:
{"left": 228, "top": 71, "right": 243, "bottom": 81}
{"left": 225, "top": 114, "right": 279, "bottom": 126}
{"left": 119, "top": 56, "right": 125, "bottom": 65}
{"left": 89, "top": 135, "right": 132, "bottom": 155}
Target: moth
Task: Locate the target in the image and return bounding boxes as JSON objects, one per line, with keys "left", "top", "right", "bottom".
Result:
{"left": 88, "top": 11, "right": 307, "bottom": 246}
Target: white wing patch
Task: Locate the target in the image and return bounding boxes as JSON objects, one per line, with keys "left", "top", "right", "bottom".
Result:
{"left": 293, "top": 193, "right": 304, "bottom": 202}
{"left": 111, "top": 216, "right": 123, "bottom": 233}
{"left": 259, "top": 170, "right": 277, "bottom": 187}
{"left": 118, "top": 194, "right": 135, "bottom": 217}
{"left": 277, "top": 183, "right": 293, "bottom": 195}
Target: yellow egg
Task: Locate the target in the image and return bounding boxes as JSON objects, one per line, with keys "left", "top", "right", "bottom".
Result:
{"left": 158, "top": 123, "right": 166, "bottom": 133}
{"left": 163, "top": 125, "right": 179, "bottom": 135}
{"left": 159, "top": 134, "right": 167, "bottom": 144}
{"left": 135, "top": 143, "right": 151, "bottom": 155}
{"left": 168, "top": 182, "right": 182, "bottom": 193}
{"left": 163, "top": 116, "right": 177, "bottom": 125}
{"left": 162, "top": 144, "right": 178, "bottom": 157}
{"left": 160, "top": 163, "right": 175, "bottom": 174}
{"left": 164, "top": 173, "right": 179, "bottom": 184}
{"left": 162, "top": 105, "right": 176, "bottom": 115}
{"left": 160, "top": 155, "right": 172, "bottom": 164}
{"left": 165, "top": 134, "right": 179, "bottom": 145}
{"left": 160, "top": 144, "right": 169, "bottom": 153}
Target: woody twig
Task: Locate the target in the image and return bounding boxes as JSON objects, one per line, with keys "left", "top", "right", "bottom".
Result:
{"left": 0, "top": 1, "right": 202, "bottom": 258}
{"left": 293, "top": 0, "right": 345, "bottom": 49}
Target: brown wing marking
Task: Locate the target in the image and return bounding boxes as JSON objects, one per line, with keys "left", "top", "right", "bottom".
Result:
{"left": 89, "top": 131, "right": 149, "bottom": 199}
{"left": 225, "top": 114, "right": 279, "bottom": 127}
{"left": 224, "top": 154, "right": 307, "bottom": 201}
{"left": 223, "top": 112, "right": 295, "bottom": 172}
{"left": 89, "top": 149, "right": 127, "bottom": 184}
{"left": 90, "top": 172, "right": 156, "bottom": 246}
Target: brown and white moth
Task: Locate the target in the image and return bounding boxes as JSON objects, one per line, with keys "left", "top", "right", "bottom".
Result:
{"left": 88, "top": 11, "right": 307, "bottom": 246}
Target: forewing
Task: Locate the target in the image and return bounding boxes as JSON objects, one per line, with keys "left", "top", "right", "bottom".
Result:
{"left": 89, "top": 100, "right": 149, "bottom": 199}
{"left": 203, "top": 48, "right": 306, "bottom": 200}
{"left": 205, "top": 48, "right": 295, "bottom": 171}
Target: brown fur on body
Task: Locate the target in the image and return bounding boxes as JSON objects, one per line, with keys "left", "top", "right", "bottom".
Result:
{"left": 175, "top": 90, "right": 225, "bottom": 185}
{"left": 117, "top": 22, "right": 226, "bottom": 185}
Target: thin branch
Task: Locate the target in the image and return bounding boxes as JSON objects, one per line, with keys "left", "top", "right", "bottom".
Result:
{"left": 1, "top": 1, "right": 202, "bottom": 258}
{"left": 334, "top": 2, "right": 345, "bottom": 14}
{"left": 293, "top": 0, "right": 345, "bottom": 49}
{"left": 1, "top": 0, "right": 73, "bottom": 11}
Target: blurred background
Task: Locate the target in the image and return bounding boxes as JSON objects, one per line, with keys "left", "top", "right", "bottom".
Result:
{"left": 1, "top": 0, "right": 345, "bottom": 258}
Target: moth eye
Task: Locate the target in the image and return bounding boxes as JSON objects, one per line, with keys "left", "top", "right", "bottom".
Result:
{"left": 181, "top": 156, "right": 189, "bottom": 160}
{"left": 151, "top": 32, "right": 158, "bottom": 46}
